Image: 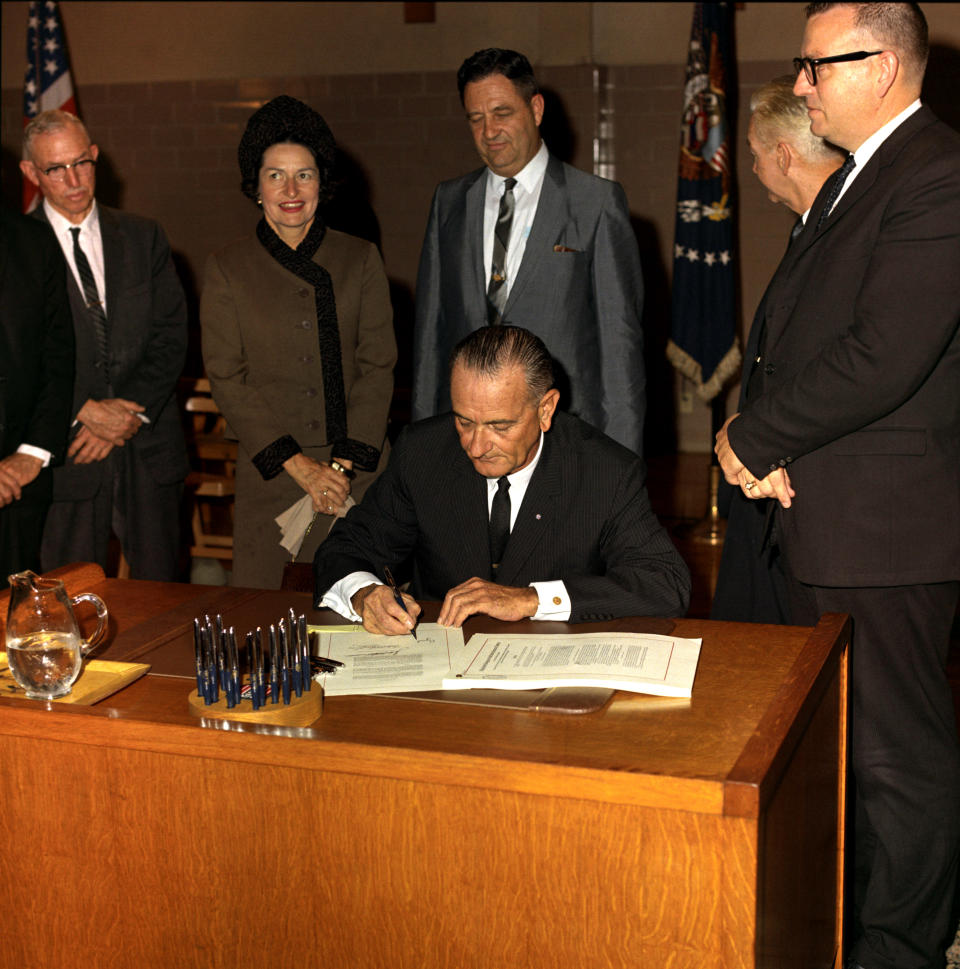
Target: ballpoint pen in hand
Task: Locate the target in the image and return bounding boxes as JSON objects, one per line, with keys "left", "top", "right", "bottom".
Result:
{"left": 383, "top": 566, "right": 417, "bottom": 640}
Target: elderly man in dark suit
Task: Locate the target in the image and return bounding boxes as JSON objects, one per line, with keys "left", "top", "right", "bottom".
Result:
{"left": 715, "top": 4, "right": 960, "bottom": 966}
{"left": 710, "top": 76, "right": 843, "bottom": 624}
{"left": 0, "top": 210, "right": 75, "bottom": 584}
{"left": 315, "top": 326, "right": 688, "bottom": 634}
{"left": 412, "top": 49, "right": 646, "bottom": 455}
{"left": 20, "top": 110, "right": 189, "bottom": 581}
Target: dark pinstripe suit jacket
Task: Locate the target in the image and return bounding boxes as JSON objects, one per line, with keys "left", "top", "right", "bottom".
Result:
{"left": 313, "top": 412, "right": 690, "bottom": 621}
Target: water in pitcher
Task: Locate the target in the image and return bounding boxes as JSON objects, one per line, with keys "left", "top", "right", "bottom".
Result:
{"left": 6, "top": 630, "right": 83, "bottom": 699}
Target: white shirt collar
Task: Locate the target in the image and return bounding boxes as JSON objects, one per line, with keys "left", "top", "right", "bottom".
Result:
{"left": 486, "top": 140, "right": 549, "bottom": 197}
{"left": 507, "top": 430, "right": 544, "bottom": 488}
{"left": 43, "top": 196, "right": 100, "bottom": 241}
{"left": 852, "top": 99, "right": 922, "bottom": 173}
{"left": 484, "top": 429, "right": 545, "bottom": 493}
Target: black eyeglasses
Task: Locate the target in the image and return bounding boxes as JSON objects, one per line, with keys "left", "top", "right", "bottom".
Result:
{"left": 793, "top": 50, "right": 884, "bottom": 86}
{"left": 40, "top": 157, "right": 96, "bottom": 181}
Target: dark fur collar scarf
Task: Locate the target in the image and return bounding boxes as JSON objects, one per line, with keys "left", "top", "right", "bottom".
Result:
{"left": 256, "top": 215, "right": 347, "bottom": 446}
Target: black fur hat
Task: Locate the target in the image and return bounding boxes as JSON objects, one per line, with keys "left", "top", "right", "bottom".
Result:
{"left": 238, "top": 95, "right": 336, "bottom": 202}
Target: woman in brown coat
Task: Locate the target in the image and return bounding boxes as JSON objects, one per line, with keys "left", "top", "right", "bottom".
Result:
{"left": 201, "top": 96, "right": 396, "bottom": 588}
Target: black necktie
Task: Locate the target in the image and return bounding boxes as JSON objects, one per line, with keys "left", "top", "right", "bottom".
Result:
{"left": 489, "top": 476, "right": 511, "bottom": 580}
{"left": 70, "top": 226, "right": 109, "bottom": 370}
{"left": 816, "top": 154, "right": 856, "bottom": 230}
{"left": 486, "top": 178, "right": 517, "bottom": 325}
{"left": 790, "top": 216, "right": 805, "bottom": 243}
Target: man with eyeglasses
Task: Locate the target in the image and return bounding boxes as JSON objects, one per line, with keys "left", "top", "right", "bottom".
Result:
{"left": 714, "top": 4, "right": 960, "bottom": 968}
{"left": 19, "top": 110, "right": 189, "bottom": 581}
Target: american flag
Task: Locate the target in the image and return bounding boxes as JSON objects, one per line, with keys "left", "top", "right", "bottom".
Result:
{"left": 23, "top": 0, "right": 77, "bottom": 212}
{"left": 666, "top": 2, "right": 740, "bottom": 403}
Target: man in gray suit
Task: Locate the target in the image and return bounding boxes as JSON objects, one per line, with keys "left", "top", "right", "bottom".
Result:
{"left": 412, "top": 49, "right": 646, "bottom": 455}
{"left": 20, "top": 110, "right": 188, "bottom": 580}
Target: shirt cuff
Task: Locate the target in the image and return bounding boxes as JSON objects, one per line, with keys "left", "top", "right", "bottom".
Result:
{"left": 530, "top": 580, "right": 571, "bottom": 621}
{"left": 320, "top": 571, "right": 382, "bottom": 622}
{"left": 16, "top": 444, "right": 52, "bottom": 467}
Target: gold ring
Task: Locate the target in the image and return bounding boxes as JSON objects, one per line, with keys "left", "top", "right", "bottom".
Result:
{"left": 744, "top": 480, "right": 756, "bottom": 491}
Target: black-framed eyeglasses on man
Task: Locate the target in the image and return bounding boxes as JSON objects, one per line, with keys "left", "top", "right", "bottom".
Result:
{"left": 40, "top": 157, "right": 96, "bottom": 181}
{"left": 793, "top": 50, "right": 884, "bottom": 86}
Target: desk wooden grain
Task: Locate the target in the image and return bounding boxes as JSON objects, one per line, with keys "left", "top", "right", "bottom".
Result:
{"left": 0, "top": 565, "right": 848, "bottom": 969}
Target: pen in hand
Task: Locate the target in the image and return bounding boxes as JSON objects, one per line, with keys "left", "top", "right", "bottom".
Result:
{"left": 383, "top": 566, "right": 417, "bottom": 640}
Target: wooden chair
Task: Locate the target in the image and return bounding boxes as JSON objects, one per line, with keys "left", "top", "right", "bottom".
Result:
{"left": 181, "top": 378, "right": 237, "bottom": 563}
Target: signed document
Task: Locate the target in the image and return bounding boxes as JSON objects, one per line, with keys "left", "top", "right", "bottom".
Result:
{"left": 311, "top": 623, "right": 466, "bottom": 697}
{"left": 443, "top": 632, "right": 702, "bottom": 698}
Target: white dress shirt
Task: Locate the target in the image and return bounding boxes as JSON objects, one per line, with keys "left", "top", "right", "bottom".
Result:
{"left": 43, "top": 198, "right": 107, "bottom": 315}
{"left": 320, "top": 431, "right": 571, "bottom": 623}
{"left": 829, "top": 99, "right": 922, "bottom": 214}
{"left": 482, "top": 141, "right": 550, "bottom": 297}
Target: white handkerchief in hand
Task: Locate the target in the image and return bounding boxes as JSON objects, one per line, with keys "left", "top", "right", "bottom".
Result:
{"left": 275, "top": 494, "right": 356, "bottom": 558}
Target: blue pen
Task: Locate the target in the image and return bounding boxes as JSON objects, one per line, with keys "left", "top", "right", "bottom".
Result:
{"left": 192, "top": 618, "right": 204, "bottom": 695}
{"left": 299, "top": 615, "right": 312, "bottom": 692}
{"left": 245, "top": 632, "right": 259, "bottom": 711}
{"left": 384, "top": 566, "right": 417, "bottom": 640}
{"left": 280, "top": 620, "right": 291, "bottom": 705}
{"left": 268, "top": 625, "right": 279, "bottom": 704}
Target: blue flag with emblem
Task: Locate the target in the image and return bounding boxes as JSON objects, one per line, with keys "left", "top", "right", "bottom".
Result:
{"left": 667, "top": 1, "right": 740, "bottom": 403}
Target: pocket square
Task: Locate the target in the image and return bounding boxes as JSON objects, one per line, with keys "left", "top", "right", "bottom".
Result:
{"left": 553, "top": 244, "right": 581, "bottom": 253}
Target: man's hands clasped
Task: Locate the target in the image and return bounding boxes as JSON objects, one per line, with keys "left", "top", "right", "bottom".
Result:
{"left": 714, "top": 413, "right": 795, "bottom": 509}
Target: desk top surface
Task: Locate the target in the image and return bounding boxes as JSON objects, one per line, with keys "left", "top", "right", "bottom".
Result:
{"left": 0, "top": 565, "right": 849, "bottom": 817}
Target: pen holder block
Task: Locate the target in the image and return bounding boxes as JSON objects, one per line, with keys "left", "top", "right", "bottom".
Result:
{"left": 187, "top": 684, "right": 323, "bottom": 725}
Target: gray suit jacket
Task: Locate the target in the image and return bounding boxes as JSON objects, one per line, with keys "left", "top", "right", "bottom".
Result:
{"left": 314, "top": 412, "right": 690, "bottom": 622}
{"left": 411, "top": 154, "right": 646, "bottom": 454}
{"left": 33, "top": 204, "right": 189, "bottom": 502}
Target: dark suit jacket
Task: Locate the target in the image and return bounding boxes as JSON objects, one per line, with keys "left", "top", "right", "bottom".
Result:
{"left": 0, "top": 211, "right": 75, "bottom": 502}
{"left": 711, "top": 228, "right": 794, "bottom": 624}
{"left": 728, "top": 107, "right": 960, "bottom": 587}
{"left": 314, "top": 412, "right": 690, "bottom": 621}
{"left": 411, "top": 154, "right": 646, "bottom": 454}
{"left": 34, "top": 203, "right": 189, "bottom": 503}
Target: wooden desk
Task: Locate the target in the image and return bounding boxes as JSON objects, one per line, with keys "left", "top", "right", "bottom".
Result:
{"left": 0, "top": 565, "right": 848, "bottom": 969}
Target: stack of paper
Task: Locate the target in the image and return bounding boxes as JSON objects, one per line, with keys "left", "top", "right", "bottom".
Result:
{"left": 310, "top": 627, "right": 701, "bottom": 699}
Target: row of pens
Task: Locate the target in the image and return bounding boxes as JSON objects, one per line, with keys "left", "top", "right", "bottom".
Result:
{"left": 192, "top": 611, "right": 343, "bottom": 709}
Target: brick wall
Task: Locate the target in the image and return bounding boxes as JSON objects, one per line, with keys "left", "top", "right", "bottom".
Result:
{"left": 1, "top": 58, "right": 792, "bottom": 451}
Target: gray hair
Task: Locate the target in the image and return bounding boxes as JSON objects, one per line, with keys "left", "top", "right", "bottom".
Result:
{"left": 750, "top": 76, "right": 845, "bottom": 162}
{"left": 450, "top": 325, "right": 555, "bottom": 402}
{"left": 22, "top": 109, "right": 91, "bottom": 160}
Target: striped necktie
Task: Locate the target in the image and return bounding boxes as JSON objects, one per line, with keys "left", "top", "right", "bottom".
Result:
{"left": 70, "top": 226, "right": 109, "bottom": 371}
{"left": 486, "top": 178, "right": 517, "bottom": 325}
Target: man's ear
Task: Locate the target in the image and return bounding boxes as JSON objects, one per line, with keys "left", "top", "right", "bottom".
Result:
{"left": 530, "top": 92, "right": 545, "bottom": 128}
{"left": 19, "top": 159, "right": 41, "bottom": 188}
{"left": 876, "top": 49, "right": 899, "bottom": 99}
{"left": 776, "top": 142, "right": 791, "bottom": 174}
{"left": 537, "top": 388, "right": 561, "bottom": 431}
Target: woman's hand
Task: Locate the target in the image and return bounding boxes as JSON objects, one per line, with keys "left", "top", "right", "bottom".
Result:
{"left": 283, "top": 453, "right": 351, "bottom": 515}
